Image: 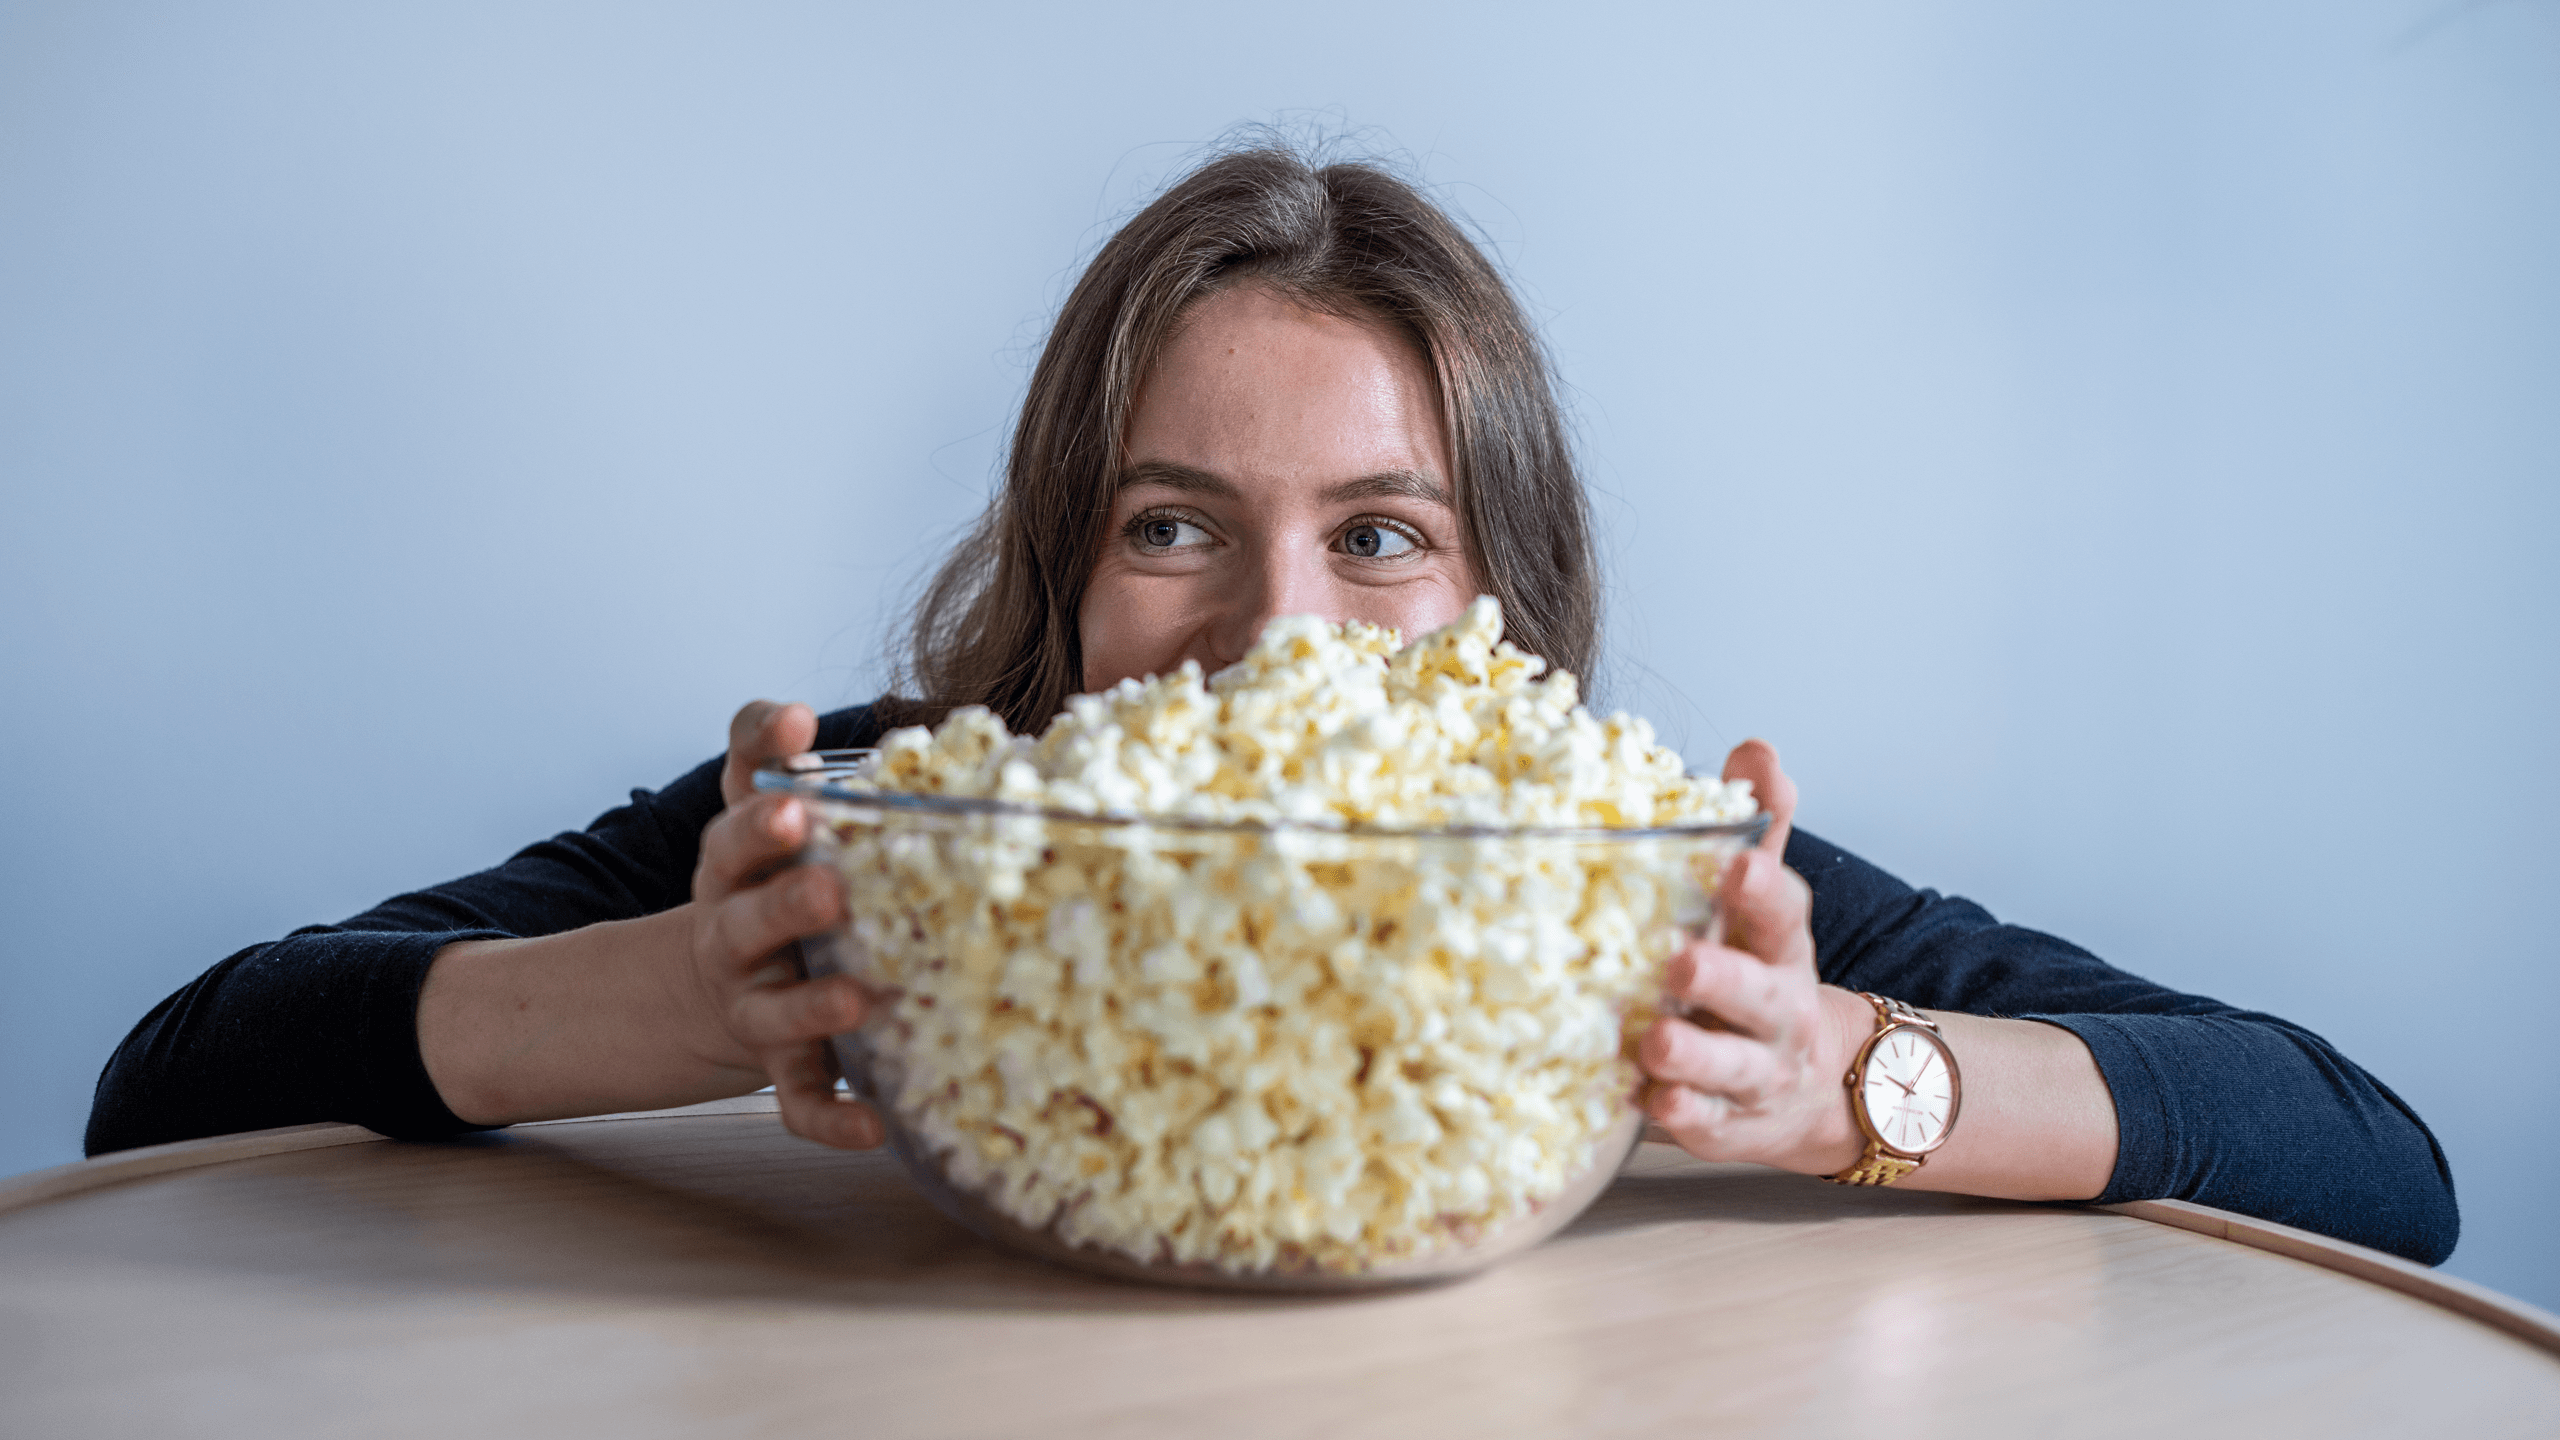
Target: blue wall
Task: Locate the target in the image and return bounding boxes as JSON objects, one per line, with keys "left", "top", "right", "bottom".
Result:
{"left": 4, "top": 1, "right": 2554, "bottom": 1306}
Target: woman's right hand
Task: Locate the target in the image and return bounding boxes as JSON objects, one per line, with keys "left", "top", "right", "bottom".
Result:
{"left": 686, "top": 700, "right": 884, "bottom": 1151}
{"left": 419, "top": 701, "right": 887, "bottom": 1144}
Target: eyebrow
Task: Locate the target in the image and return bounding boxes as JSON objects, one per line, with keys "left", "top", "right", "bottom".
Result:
{"left": 1115, "top": 461, "right": 1241, "bottom": 499}
{"left": 1114, "top": 461, "right": 1452, "bottom": 509}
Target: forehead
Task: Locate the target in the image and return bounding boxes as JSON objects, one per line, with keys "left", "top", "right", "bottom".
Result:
{"left": 1124, "top": 286, "right": 1450, "bottom": 493}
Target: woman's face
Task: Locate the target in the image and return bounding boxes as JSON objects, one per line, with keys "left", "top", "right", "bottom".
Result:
{"left": 1079, "top": 285, "right": 1480, "bottom": 692}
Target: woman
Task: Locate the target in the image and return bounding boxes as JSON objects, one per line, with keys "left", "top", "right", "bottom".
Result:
{"left": 88, "top": 148, "right": 2458, "bottom": 1264}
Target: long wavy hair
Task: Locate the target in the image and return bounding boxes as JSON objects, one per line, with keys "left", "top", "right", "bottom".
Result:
{"left": 890, "top": 146, "right": 1599, "bottom": 733}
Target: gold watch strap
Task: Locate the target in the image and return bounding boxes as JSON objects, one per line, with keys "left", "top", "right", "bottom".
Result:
{"left": 1828, "top": 1140, "right": 1923, "bottom": 1187}
{"left": 1824, "top": 992, "right": 1939, "bottom": 1187}
{"left": 1869, "top": 993, "right": 1938, "bottom": 1035}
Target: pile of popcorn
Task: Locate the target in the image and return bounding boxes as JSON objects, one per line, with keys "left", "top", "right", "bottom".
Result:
{"left": 818, "top": 598, "right": 1759, "bottom": 1273}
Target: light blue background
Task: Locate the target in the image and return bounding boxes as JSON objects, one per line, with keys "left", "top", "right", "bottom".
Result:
{"left": 4, "top": 1, "right": 2554, "bottom": 1308}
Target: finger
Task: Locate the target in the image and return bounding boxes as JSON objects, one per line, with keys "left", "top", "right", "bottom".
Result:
{"left": 704, "top": 865, "right": 845, "bottom": 976}
{"left": 1642, "top": 1081, "right": 1737, "bottom": 1155}
{"left": 724, "top": 700, "right": 820, "bottom": 808}
{"left": 1638, "top": 1016, "right": 1785, "bottom": 1106}
{"left": 696, "top": 792, "right": 813, "bottom": 902}
{"left": 730, "top": 970, "right": 868, "bottom": 1048}
{"left": 1721, "top": 738, "right": 1797, "bottom": 858}
{"left": 722, "top": 701, "right": 787, "bottom": 810}
{"left": 765, "top": 1038, "right": 884, "bottom": 1150}
{"left": 1663, "top": 941, "right": 1798, "bottom": 1042}
{"left": 1717, "top": 847, "right": 1815, "bottom": 969}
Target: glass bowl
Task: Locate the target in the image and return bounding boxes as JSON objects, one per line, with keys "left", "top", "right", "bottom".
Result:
{"left": 759, "top": 749, "right": 1767, "bottom": 1292}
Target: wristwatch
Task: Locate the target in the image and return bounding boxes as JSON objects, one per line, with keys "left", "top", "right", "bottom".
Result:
{"left": 1826, "top": 992, "right": 1962, "bottom": 1186}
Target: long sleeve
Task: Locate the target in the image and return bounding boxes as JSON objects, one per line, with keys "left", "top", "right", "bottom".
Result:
{"left": 85, "top": 706, "right": 884, "bottom": 1156}
{"left": 1787, "top": 827, "right": 2460, "bottom": 1265}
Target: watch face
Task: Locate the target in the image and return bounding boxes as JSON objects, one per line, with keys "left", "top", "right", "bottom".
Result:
{"left": 1859, "top": 1027, "right": 1958, "bottom": 1155}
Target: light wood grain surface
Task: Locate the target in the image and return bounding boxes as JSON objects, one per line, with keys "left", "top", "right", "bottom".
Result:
{"left": 6, "top": 1099, "right": 2556, "bottom": 1440}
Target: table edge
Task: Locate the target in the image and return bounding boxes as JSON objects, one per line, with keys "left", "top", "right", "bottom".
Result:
{"left": 0, "top": 1095, "right": 788, "bottom": 1217}
{"left": 0, "top": 1122, "right": 387, "bottom": 1216}
{"left": 9, "top": 1109, "right": 2550, "bottom": 1361}
{"left": 2104, "top": 1198, "right": 2560, "bottom": 1359}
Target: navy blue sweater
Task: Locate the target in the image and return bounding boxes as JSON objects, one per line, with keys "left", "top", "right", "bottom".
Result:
{"left": 87, "top": 705, "right": 2460, "bottom": 1264}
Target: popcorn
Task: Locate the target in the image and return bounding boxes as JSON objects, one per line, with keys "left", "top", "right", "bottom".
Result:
{"left": 815, "top": 598, "right": 1759, "bottom": 1273}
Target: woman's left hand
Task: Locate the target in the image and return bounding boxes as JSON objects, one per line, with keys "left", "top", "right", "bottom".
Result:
{"left": 1636, "top": 740, "right": 1868, "bottom": 1176}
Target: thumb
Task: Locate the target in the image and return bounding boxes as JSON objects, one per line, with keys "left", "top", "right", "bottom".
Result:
{"left": 1721, "top": 737, "right": 1796, "bottom": 858}
{"left": 723, "top": 700, "right": 820, "bottom": 808}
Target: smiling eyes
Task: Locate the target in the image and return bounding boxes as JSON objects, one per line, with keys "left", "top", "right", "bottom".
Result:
{"left": 1125, "top": 508, "right": 1423, "bottom": 563}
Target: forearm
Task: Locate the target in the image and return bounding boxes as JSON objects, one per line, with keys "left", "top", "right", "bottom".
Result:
{"left": 416, "top": 908, "right": 764, "bottom": 1126}
{"left": 1783, "top": 988, "right": 2117, "bottom": 1202}
{"left": 1894, "top": 1005, "right": 2117, "bottom": 1201}
{"left": 1774, "top": 831, "right": 2450, "bottom": 1257}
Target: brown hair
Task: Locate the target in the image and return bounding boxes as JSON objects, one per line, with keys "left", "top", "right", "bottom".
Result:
{"left": 891, "top": 145, "right": 1599, "bottom": 733}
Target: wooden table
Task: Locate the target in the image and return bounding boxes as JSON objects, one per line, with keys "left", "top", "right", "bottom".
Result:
{"left": 6, "top": 1096, "right": 2556, "bottom": 1439}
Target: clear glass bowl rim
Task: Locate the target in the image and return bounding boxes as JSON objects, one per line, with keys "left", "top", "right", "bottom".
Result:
{"left": 757, "top": 748, "right": 1771, "bottom": 844}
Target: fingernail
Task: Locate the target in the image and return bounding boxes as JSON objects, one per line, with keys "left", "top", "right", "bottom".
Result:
{"left": 769, "top": 797, "right": 803, "bottom": 839}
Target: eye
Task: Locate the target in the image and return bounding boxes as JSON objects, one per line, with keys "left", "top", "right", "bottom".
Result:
{"left": 1340, "top": 522, "right": 1419, "bottom": 560}
{"left": 1132, "top": 514, "right": 1212, "bottom": 551}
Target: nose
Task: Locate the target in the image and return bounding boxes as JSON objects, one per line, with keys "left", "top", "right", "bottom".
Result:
{"left": 1206, "top": 537, "right": 1328, "bottom": 669}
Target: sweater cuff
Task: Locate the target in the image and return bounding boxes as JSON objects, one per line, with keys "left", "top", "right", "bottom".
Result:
{"left": 2018, "top": 1012, "right": 2173, "bottom": 1205}
{"left": 339, "top": 927, "right": 507, "bottom": 1140}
